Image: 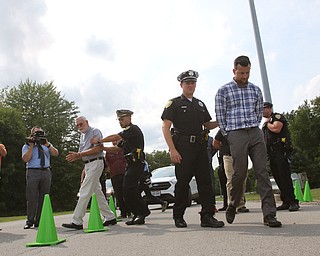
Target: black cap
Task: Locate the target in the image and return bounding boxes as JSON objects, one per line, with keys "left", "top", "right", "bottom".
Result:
{"left": 263, "top": 102, "right": 273, "bottom": 108}
{"left": 116, "top": 109, "right": 134, "bottom": 118}
{"left": 177, "top": 70, "right": 199, "bottom": 82}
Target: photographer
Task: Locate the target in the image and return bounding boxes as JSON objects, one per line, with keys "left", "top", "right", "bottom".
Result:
{"left": 22, "top": 126, "right": 58, "bottom": 229}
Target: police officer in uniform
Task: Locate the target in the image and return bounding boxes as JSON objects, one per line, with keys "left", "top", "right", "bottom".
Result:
{"left": 91, "top": 110, "right": 150, "bottom": 225}
{"left": 161, "top": 70, "right": 224, "bottom": 228}
{"left": 263, "top": 102, "right": 299, "bottom": 211}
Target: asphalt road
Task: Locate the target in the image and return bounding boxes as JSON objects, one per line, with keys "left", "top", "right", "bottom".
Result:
{"left": 1, "top": 201, "right": 320, "bottom": 256}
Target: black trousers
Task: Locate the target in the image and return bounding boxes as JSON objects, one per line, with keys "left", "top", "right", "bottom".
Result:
{"left": 111, "top": 174, "right": 129, "bottom": 216}
{"left": 123, "top": 162, "right": 149, "bottom": 216}
{"left": 174, "top": 141, "right": 214, "bottom": 219}
{"left": 218, "top": 161, "right": 228, "bottom": 208}
{"left": 269, "top": 150, "right": 297, "bottom": 204}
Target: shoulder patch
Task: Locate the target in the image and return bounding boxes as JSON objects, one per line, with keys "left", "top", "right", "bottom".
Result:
{"left": 165, "top": 100, "right": 173, "bottom": 108}
{"left": 275, "top": 114, "right": 282, "bottom": 119}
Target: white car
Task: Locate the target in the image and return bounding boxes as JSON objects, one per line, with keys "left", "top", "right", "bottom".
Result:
{"left": 270, "top": 172, "right": 300, "bottom": 193}
{"left": 144, "top": 165, "right": 199, "bottom": 206}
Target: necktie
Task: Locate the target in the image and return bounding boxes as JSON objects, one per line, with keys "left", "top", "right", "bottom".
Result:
{"left": 37, "top": 145, "right": 45, "bottom": 167}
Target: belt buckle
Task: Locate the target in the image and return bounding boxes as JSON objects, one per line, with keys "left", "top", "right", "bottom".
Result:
{"left": 190, "top": 135, "right": 196, "bottom": 143}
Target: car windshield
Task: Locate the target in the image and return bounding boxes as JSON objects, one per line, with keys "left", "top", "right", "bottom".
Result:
{"left": 151, "top": 166, "right": 175, "bottom": 178}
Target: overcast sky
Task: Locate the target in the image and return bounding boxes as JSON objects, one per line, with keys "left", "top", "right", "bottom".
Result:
{"left": 1, "top": 0, "right": 320, "bottom": 165}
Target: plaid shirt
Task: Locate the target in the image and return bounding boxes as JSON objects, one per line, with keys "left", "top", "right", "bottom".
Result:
{"left": 215, "top": 79, "right": 263, "bottom": 135}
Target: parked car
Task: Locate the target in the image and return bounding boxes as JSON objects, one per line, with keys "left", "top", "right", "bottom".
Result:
{"left": 143, "top": 165, "right": 199, "bottom": 206}
{"left": 270, "top": 172, "right": 300, "bottom": 193}
{"left": 105, "top": 179, "right": 116, "bottom": 206}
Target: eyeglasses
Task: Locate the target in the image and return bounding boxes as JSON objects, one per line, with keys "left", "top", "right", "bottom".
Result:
{"left": 76, "top": 122, "right": 84, "bottom": 127}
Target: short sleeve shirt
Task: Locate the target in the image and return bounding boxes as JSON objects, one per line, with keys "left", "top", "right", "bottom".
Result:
{"left": 161, "top": 94, "right": 211, "bottom": 135}
{"left": 118, "top": 124, "right": 144, "bottom": 155}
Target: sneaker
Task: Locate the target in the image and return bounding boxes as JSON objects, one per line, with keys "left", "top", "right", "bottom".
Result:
{"left": 62, "top": 222, "right": 83, "bottom": 230}
{"left": 237, "top": 206, "right": 249, "bottom": 213}
{"left": 125, "top": 216, "right": 137, "bottom": 225}
{"left": 133, "top": 215, "right": 145, "bottom": 225}
{"left": 24, "top": 222, "right": 33, "bottom": 229}
{"left": 263, "top": 214, "right": 282, "bottom": 227}
{"left": 276, "top": 204, "right": 290, "bottom": 210}
{"left": 226, "top": 205, "right": 236, "bottom": 224}
{"left": 103, "top": 218, "right": 117, "bottom": 226}
{"left": 161, "top": 201, "right": 168, "bottom": 212}
{"left": 201, "top": 214, "right": 224, "bottom": 228}
{"left": 289, "top": 202, "right": 300, "bottom": 212}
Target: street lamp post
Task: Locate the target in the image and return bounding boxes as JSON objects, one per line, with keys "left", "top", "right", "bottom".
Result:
{"left": 248, "top": 0, "right": 272, "bottom": 103}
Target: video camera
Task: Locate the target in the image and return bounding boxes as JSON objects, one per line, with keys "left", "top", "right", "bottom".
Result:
{"left": 25, "top": 130, "right": 47, "bottom": 145}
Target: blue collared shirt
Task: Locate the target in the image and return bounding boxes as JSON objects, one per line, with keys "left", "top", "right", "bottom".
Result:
{"left": 215, "top": 79, "right": 263, "bottom": 135}
{"left": 79, "top": 126, "right": 103, "bottom": 161}
{"left": 22, "top": 144, "right": 51, "bottom": 168}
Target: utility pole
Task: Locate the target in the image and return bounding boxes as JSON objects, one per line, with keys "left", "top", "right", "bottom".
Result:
{"left": 248, "top": 0, "right": 272, "bottom": 103}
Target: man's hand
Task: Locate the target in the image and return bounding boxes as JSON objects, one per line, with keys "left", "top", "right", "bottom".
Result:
{"left": 66, "top": 151, "right": 82, "bottom": 162}
{"left": 170, "top": 148, "right": 182, "bottom": 164}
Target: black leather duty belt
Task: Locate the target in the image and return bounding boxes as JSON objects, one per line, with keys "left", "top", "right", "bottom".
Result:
{"left": 178, "top": 134, "right": 204, "bottom": 143}
{"left": 84, "top": 157, "right": 104, "bottom": 164}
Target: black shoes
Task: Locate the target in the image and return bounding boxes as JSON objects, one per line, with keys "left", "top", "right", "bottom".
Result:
{"left": 24, "top": 222, "right": 33, "bottom": 229}
{"left": 103, "top": 218, "right": 117, "bottom": 226}
{"left": 201, "top": 214, "right": 224, "bottom": 228}
{"left": 237, "top": 206, "right": 250, "bottom": 213}
{"left": 125, "top": 215, "right": 145, "bottom": 225}
{"left": 226, "top": 205, "right": 236, "bottom": 224}
{"left": 174, "top": 217, "right": 187, "bottom": 228}
{"left": 218, "top": 206, "right": 227, "bottom": 211}
{"left": 276, "top": 203, "right": 290, "bottom": 210}
{"left": 62, "top": 222, "right": 83, "bottom": 230}
{"left": 289, "top": 202, "right": 300, "bottom": 212}
{"left": 161, "top": 201, "right": 168, "bottom": 212}
{"left": 277, "top": 202, "right": 300, "bottom": 211}
{"left": 263, "top": 214, "right": 282, "bottom": 227}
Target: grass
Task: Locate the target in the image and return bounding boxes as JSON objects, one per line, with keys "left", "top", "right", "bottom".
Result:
{"left": 216, "top": 188, "right": 320, "bottom": 202}
{"left": 1, "top": 189, "right": 320, "bottom": 223}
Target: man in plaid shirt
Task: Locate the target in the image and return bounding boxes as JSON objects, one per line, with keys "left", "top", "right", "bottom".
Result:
{"left": 215, "top": 55, "right": 281, "bottom": 228}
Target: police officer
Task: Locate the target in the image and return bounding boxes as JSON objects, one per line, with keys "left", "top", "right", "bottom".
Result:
{"left": 161, "top": 70, "right": 224, "bottom": 228}
{"left": 91, "top": 110, "right": 150, "bottom": 225}
{"left": 262, "top": 102, "right": 299, "bottom": 211}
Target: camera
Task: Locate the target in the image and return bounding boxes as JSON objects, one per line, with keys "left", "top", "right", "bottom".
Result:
{"left": 25, "top": 130, "right": 47, "bottom": 145}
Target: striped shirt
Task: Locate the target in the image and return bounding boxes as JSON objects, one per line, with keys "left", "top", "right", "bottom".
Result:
{"left": 215, "top": 79, "right": 263, "bottom": 135}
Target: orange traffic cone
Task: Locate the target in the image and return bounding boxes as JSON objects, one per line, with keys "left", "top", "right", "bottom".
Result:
{"left": 84, "top": 193, "right": 109, "bottom": 233}
{"left": 26, "top": 194, "right": 66, "bottom": 247}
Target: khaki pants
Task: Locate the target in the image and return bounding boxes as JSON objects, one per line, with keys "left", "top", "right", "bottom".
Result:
{"left": 72, "top": 159, "right": 115, "bottom": 225}
{"left": 223, "top": 155, "right": 247, "bottom": 209}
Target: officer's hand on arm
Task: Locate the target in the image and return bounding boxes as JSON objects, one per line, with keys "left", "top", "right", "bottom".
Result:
{"left": 162, "top": 119, "right": 182, "bottom": 164}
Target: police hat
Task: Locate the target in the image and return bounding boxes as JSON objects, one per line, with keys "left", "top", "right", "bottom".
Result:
{"left": 263, "top": 102, "right": 273, "bottom": 108}
{"left": 116, "top": 109, "right": 134, "bottom": 118}
{"left": 177, "top": 70, "right": 199, "bottom": 82}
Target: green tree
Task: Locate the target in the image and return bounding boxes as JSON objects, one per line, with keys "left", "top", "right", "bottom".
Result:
{"left": 2, "top": 80, "right": 82, "bottom": 213}
{"left": 288, "top": 96, "right": 320, "bottom": 188}
{"left": 0, "top": 107, "right": 26, "bottom": 216}
{"left": 145, "top": 150, "right": 172, "bottom": 171}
